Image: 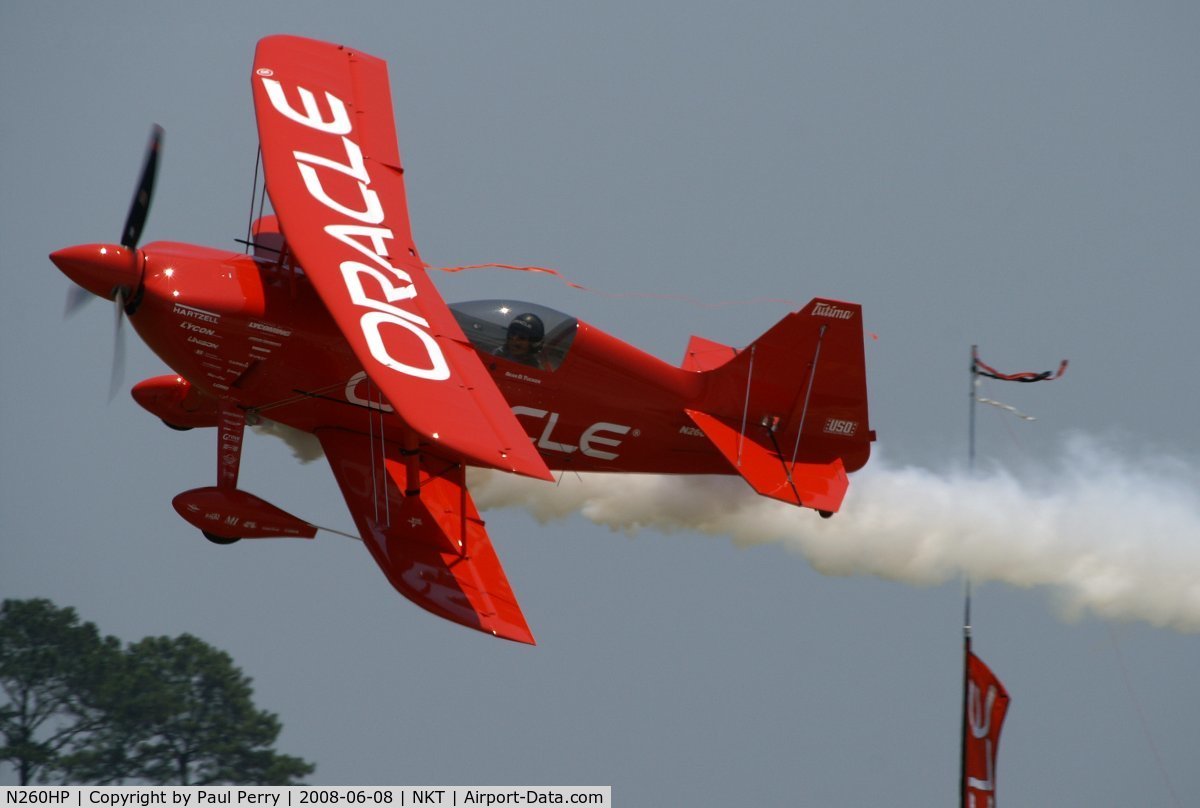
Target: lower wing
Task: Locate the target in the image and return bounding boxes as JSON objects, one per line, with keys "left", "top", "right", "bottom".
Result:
{"left": 317, "top": 428, "right": 535, "bottom": 644}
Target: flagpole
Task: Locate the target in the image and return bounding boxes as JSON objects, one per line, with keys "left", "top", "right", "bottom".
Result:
{"left": 960, "top": 344, "right": 1056, "bottom": 807}
{"left": 959, "top": 345, "right": 978, "bottom": 808}
{"left": 968, "top": 345, "right": 978, "bottom": 472}
{"left": 960, "top": 580, "right": 972, "bottom": 808}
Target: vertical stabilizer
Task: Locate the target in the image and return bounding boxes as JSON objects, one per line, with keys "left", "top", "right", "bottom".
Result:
{"left": 686, "top": 298, "right": 873, "bottom": 513}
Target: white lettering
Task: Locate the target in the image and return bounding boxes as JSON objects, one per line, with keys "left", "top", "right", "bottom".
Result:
{"left": 537, "top": 411, "right": 576, "bottom": 453}
{"left": 966, "top": 740, "right": 996, "bottom": 795}
{"left": 174, "top": 303, "right": 220, "bottom": 323}
{"left": 295, "top": 136, "right": 371, "bottom": 183}
{"left": 345, "top": 371, "right": 396, "bottom": 412}
{"left": 580, "top": 422, "right": 631, "bottom": 460}
{"left": 248, "top": 321, "right": 292, "bottom": 337}
{"left": 503, "top": 370, "right": 542, "bottom": 385}
{"left": 823, "top": 418, "right": 858, "bottom": 436}
{"left": 513, "top": 406, "right": 573, "bottom": 452}
{"left": 261, "top": 78, "right": 351, "bottom": 134}
{"left": 298, "top": 162, "right": 384, "bottom": 224}
{"left": 360, "top": 311, "right": 450, "bottom": 381}
{"left": 968, "top": 681, "right": 996, "bottom": 739}
{"left": 966, "top": 680, "right": 997, "bottom": 796}
{"left": 180, "top": 322, "right": 215, "bottom": 336}
{"left": 266, "top": 78, "right": 449, "bottom": 383}
{"left": 512, "top": 408, "right": 631, "bottom": 461}
{"left": 812, "top": 302, "right": 854, "bottom": 320}
{"left": 324, "top": 223, "right": 395, "bottom": 269}
{"left": 340, "top": 261, "right": 420, "bottom": 318}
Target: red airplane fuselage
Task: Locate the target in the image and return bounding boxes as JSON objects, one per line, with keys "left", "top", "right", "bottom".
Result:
{"left": 123, "top": 240, "right": 745, "bottom": 476}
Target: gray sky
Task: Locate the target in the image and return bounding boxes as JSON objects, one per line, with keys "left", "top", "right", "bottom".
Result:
{"left": 3, "top": 2, "right": 1198, "bottom": 805}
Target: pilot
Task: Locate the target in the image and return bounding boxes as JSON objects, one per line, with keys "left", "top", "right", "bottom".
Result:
{"left": 494, "top": 312, "right": 547, "bottom": 369}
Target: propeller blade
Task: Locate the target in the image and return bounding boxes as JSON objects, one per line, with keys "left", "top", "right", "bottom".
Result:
{"left": 109, "top": 289, "right": 127, "bottom": 401}
{"left": 64, "top": 284, "right": 93, "bottom": 317}
{"left": 120, "top": 125, "right": 164, "bottom": 249}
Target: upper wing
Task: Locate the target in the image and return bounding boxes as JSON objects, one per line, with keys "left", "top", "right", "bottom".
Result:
{"left": 251, "top": 35, "right": 549, "bottom": 480}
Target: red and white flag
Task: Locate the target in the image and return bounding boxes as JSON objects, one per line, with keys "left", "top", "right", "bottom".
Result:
{"left": 964, "top": 651, "right": 1011, "bottom": 808}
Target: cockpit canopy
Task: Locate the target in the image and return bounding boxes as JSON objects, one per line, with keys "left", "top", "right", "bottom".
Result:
{"left": 449, "top": 300, "right": 579, "bottom": 371}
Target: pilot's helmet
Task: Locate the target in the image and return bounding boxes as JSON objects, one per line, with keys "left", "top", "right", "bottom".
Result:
{"left": 508, "top": 312, "right": 545, "bottom": 346}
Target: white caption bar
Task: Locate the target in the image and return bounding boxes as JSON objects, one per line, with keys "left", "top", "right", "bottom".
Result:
{"left": 1, "top": 787, "right": 610, "bottom": 807}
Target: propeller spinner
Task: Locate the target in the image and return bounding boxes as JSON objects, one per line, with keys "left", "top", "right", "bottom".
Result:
{"left": 52, "top": 125, "right": 163, "bottom": 398}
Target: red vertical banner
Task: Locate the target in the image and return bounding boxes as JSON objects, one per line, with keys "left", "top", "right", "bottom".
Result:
{"left": 964, "top": 651, "right": 1010, "bottom": 807}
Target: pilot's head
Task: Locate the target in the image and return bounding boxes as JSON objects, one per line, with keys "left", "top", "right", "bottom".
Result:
{"left": 505, "top": 312, "right": 545, "bottom": 357}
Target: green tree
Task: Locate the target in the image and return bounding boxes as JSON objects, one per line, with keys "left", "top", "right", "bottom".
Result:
{"left": 0, "top": 599, "right": 121, "bottom": 784}
{"left": 1, "top": 600, "right": 315, "bottom": 785}
{"left": 78, "top": 634, "right": 313, "bottom": 785}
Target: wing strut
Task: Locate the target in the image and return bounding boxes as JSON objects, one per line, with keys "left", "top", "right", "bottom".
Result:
{"left": 170, "top": 399, "right": 315, "bottom": 541}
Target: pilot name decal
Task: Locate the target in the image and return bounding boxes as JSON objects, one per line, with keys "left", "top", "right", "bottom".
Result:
{"left": 258, "top": 73, "right": 450, "bottom": 382}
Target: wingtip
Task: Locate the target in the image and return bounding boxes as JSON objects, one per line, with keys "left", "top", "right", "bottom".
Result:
{"left": 497, "top": 627, "right": 537, "bottom": 646}
{"left": 519, "top": 464, "right": 556, "bottom": 484}
{"left": 500, "top": 448, "right": 554, "bottom": 483}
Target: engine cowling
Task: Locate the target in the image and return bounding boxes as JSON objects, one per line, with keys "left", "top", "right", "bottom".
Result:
{"left": 131, "top": 374, "right": 219, "bottom": 429}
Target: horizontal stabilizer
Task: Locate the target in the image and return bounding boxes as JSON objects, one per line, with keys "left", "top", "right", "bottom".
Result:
{"left": 681, "top": 335, "right": 737, "bottom": 372}
{"left": 317, "top": 429, "right": 535, "bottom": 644}
{"left": 685, "top": 410, "right": 849, "bottom": 514}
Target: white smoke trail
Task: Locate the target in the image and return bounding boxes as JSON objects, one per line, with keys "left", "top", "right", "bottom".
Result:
{"left": 252, "top": 418, "right": 324, "bottom": 463}
{"left": 469, "top": 435, "right": 1200, "bottom": 632}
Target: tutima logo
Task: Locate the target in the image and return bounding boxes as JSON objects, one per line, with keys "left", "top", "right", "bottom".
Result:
{"left": 259, "top": 74, "right": 450, "bottom": 381}
{"left": 812, "top": 302, "right": 854, "bottom": 320}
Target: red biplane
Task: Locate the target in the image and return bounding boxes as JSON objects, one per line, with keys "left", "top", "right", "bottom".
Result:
{"left": 50, "top": 35, "right": 874, "bottom": 644}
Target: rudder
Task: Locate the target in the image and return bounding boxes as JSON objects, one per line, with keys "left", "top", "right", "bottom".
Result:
{"left": 688, "top": 298, "right": 873, "bottom": 513}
